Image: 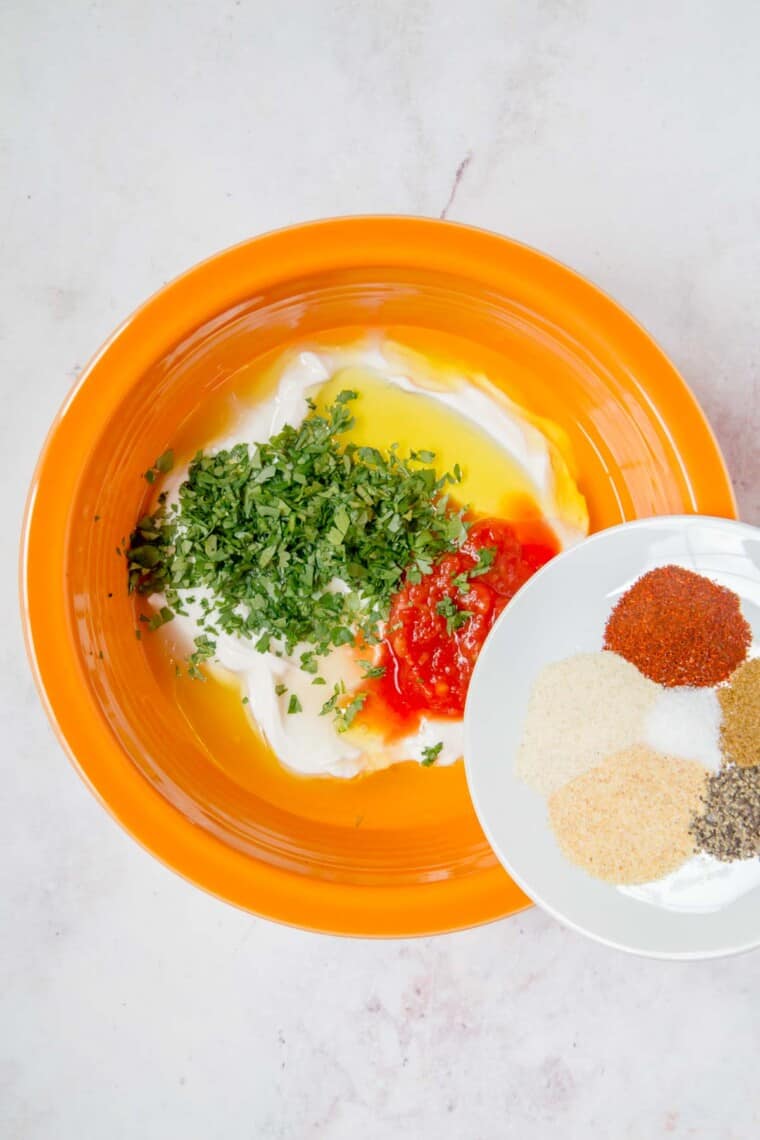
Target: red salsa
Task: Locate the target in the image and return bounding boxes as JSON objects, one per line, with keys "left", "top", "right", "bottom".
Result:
{"left": 374, "top": 518, "right": 557, "bottom": 721}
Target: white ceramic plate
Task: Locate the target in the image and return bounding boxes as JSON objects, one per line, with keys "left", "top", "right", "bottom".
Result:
{"left": 464, "top": 516, "right": 760, "bottom": 959}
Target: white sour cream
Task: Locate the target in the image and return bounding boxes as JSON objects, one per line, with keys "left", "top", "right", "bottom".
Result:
{"left": 156, "top": 342, "right": 585, "bottom": 778}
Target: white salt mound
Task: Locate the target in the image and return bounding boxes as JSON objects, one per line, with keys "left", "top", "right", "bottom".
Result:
{"left": 643, "top": 686, "right": 722, "bottom": 773}
{"left": 516, "top": 651, "right": 659, "bottom": 795}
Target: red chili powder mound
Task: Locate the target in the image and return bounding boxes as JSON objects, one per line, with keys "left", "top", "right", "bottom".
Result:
{"left": 603, "top": 565, "right": 750, "bottom": 687}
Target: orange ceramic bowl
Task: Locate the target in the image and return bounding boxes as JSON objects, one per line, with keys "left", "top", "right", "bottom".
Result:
{"left": 20, "top": 218, "right": 736, "bottom": 936}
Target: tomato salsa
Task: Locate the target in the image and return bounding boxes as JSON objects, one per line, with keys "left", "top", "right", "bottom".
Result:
{"left": 373, "top": 518, "right": 558, "bottom": 722}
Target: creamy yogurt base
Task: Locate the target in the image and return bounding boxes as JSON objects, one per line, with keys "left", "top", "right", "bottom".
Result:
{"left": 162, "top": 596, "right": 466, "bottom": 778}
{"left": 156, "top": 342, "right": 585, "bottom": 778}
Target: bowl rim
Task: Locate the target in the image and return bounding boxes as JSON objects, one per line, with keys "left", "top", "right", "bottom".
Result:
{"left": 19, "top": 215, "right": 736, "bottom": 936}
{"left": 465, "top": 513, "right": 758, "bottom": 960}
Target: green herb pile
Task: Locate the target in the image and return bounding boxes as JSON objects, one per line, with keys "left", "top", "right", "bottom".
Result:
{"left": 127, "top": 391, "right": 466, "bottom": 672}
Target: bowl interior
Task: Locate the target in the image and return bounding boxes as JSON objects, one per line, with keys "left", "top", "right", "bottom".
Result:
{"left": 65, "top": 264, "right": 727, "bottom": 889}
{"left": 465, "top": 516, "right": 760, "bottom": 958}
{"left": 23, "top": 220, "right": 737, "bottom": 931}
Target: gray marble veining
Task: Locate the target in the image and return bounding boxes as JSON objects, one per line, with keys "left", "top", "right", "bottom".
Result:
{"left": 3, "top": 2, "right": 759, "bottom": 1137}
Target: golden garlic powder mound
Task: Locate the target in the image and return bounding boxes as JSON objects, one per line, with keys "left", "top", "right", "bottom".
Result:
{"left": 548, "top": 745, "right": 709, "bottom": 885}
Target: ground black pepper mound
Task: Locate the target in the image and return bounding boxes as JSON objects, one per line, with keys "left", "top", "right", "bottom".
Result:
{"left": 691, "top": 766, "right": 760, "bottom": 861}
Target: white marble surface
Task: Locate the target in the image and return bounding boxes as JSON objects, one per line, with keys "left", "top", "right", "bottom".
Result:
{"left": 3, "top": 2, "right": 760, "bottom": 1136}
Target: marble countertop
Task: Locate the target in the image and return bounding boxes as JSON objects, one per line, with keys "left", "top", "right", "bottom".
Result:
{"left": 3, "top": 3, "right": 759, "bottom": 1137}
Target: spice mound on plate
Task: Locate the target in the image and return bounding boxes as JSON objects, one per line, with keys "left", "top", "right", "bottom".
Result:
{"left": 603, "top": 565, "right": 750, "bottom": 687}
{"left": 644, "top": 685, "right": 723, "bottom": 772}
{"left": 691, "top": 766, "right": 760, "bottom": 861}
{"left": 548, "top": 745, "right": 708, "bottom": 885}
{"left": 516, "top": 652, "right": 658, "bottom": 795}
{"left": 718, "top": 658, "right": 760, "bottom": 769}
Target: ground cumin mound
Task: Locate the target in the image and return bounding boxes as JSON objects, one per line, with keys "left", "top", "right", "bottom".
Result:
{"left": 718, "top": 657, "right": 760, "bottom": 769}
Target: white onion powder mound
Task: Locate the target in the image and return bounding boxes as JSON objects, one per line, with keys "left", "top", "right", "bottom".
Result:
{"left": 516, "top": 651, "right": 659, "bottom": 795}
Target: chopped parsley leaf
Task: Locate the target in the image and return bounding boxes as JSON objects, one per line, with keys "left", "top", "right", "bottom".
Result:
{"left": 451, "top": 546, "right": 497, "bottom": 593}
{"left": 320, "top": 682, "right": 344, "bottom": 717}
{"left": 335, "top": 692, "right": 367, "bottom": 733}
{"left": 468, "top": 546, "right": 497, "bottom": 578}
{"left": 144, "top": 449, "right": 174, "bottom": 484}
{"left": 421, "top": 742, "right": 443, "bottom": 767}
{"left": 126, "top": 391, "right": 467, "bottom": 668}
{"left": 435, "top": 595, "right": 474, "bottom": 635}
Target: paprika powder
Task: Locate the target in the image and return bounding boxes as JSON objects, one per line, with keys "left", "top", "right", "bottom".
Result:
{"left": 603, "top": 565, "right": 750, "bottom": 687}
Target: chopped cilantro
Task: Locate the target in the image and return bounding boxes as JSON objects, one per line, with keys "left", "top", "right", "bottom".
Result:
{"left": 358, "top": 660, "right": 386, "bottom": 679}
{"left": 147, "top": 605, "right": 174, "bottom": 631}
{"left": 451, "top": 546, "right": 497, "bottom": 593}
{"left": 435, "top": 595, "right": 474, "bottom": 635}
{"left": 187, "top": 633, "right": 215, "bottom": 679}
{"left": 155, "top": 449, "right": 174, "bottom": 474}
{"left": 287, "top": 694, "right": 302, "bottom": 714}
{"left": 126, "top": 391, "right": 467, "bottom": 668}
{"left": 144, "top": 449, "right": 174, "bottom": 484}
{"left": 274, "top": 683, "right": 288, "bottom": 697}
{"left": 320, "top": 682, "right": 344, "bottom": 717}
{"left": 468, "top": 546, "right": 497, "bottom": 578}
{"left": 335, "top": 692, "right": 367, "bottom": 733}
{"left": 421, "top": 741, "right": 443, "bottom": 767}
